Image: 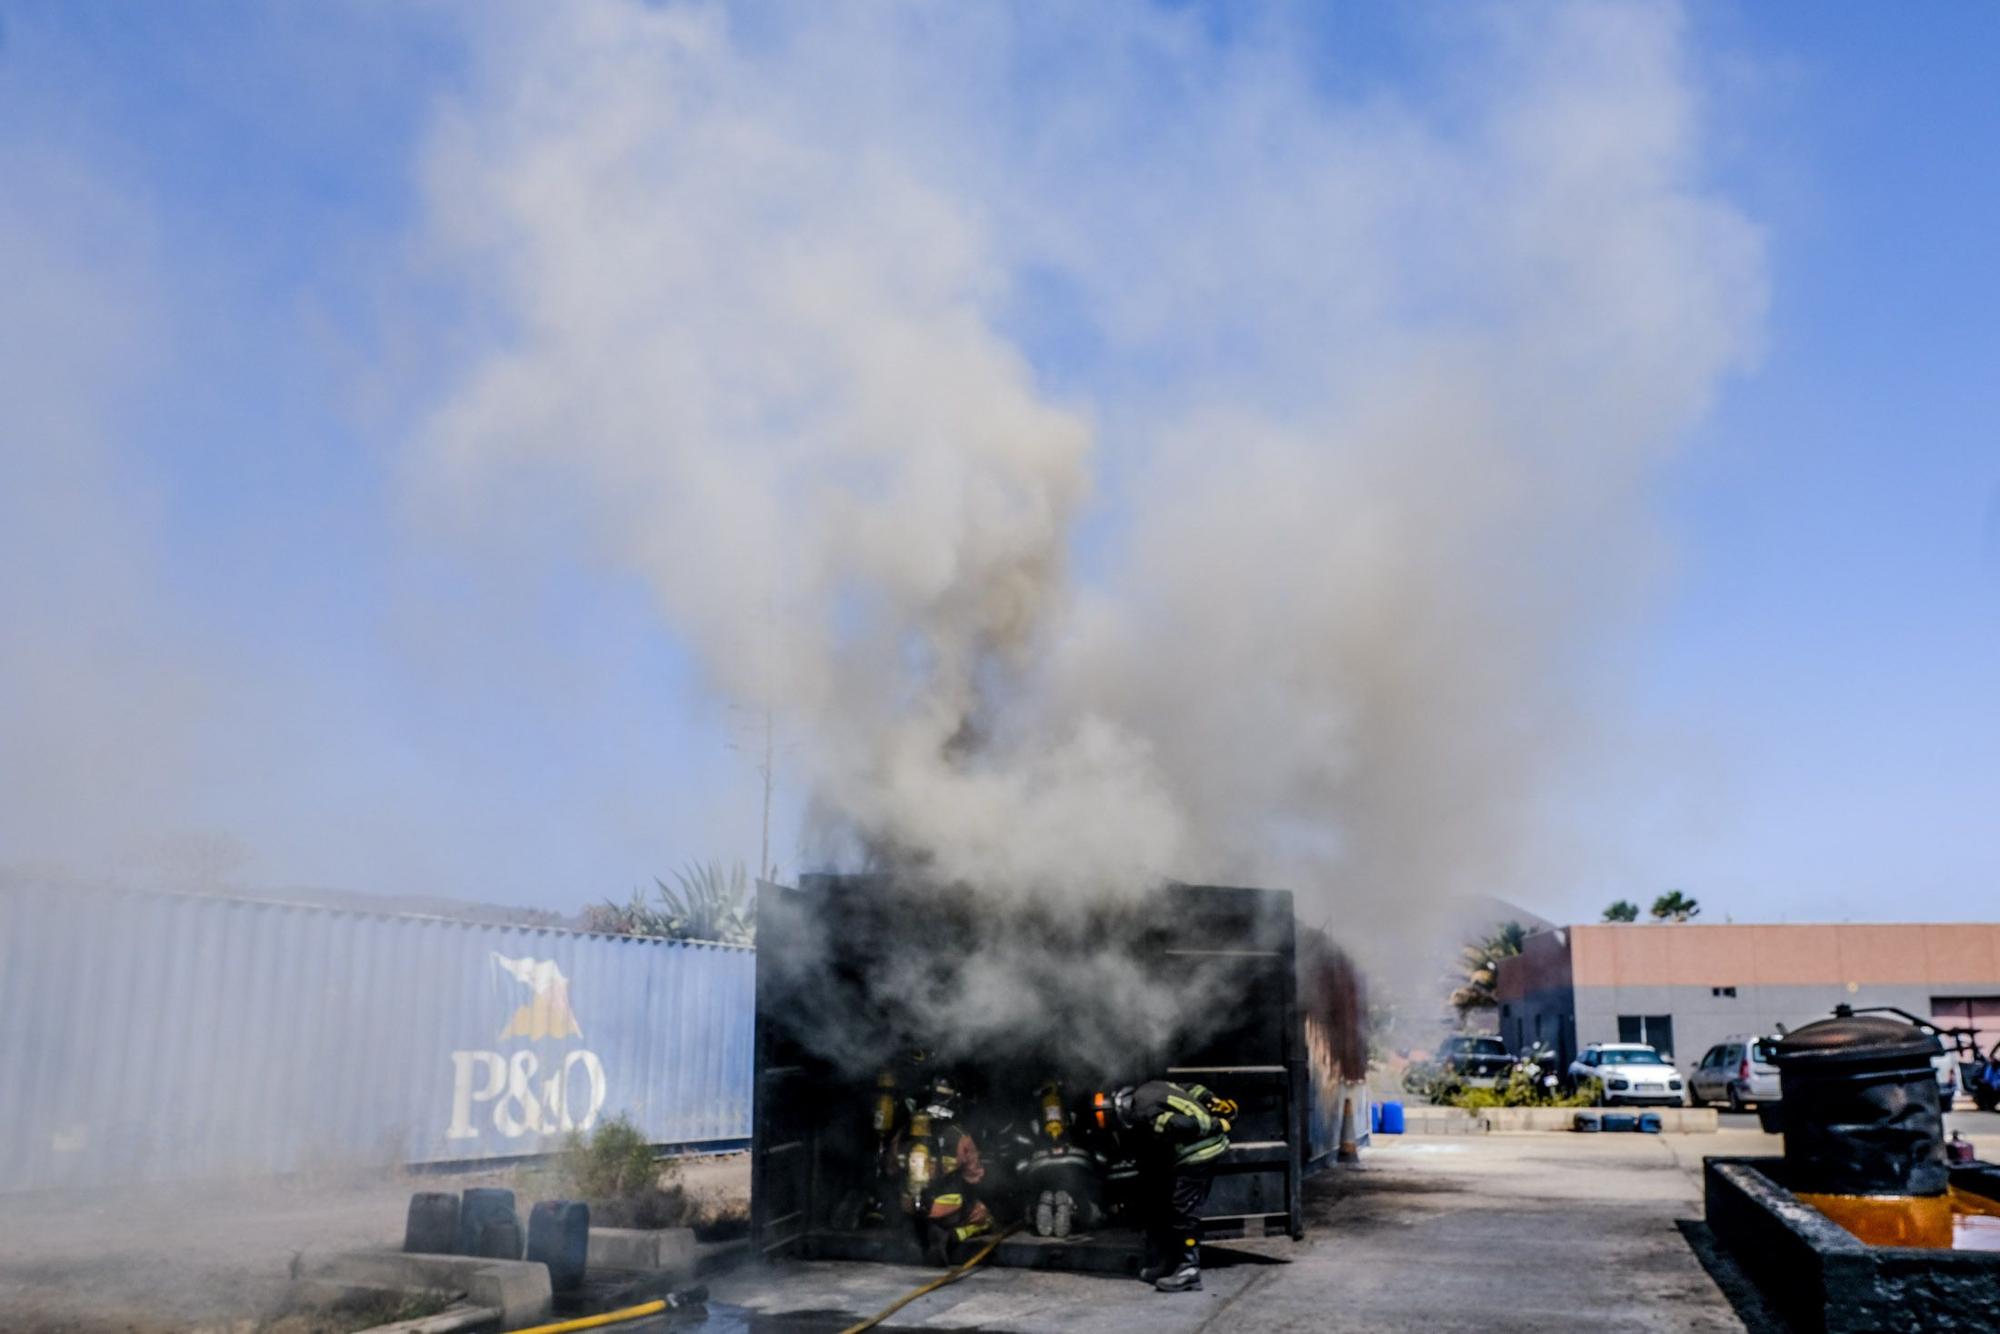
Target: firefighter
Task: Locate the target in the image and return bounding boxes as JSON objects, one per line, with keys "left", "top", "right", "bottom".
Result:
{"left": 1091, "top": 1080, "right": 1235, "bottom": 1292}
{"left": 1014, "top": 1079, "right": 1104, "bottom": 1237}
{"left": 898, "top": 1074, "right": 994, "bottom": 1264}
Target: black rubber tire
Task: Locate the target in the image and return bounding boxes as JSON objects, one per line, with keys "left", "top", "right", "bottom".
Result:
{"left": 1728, "top": 1086, "right": 1745, "bottom": 1114}
{"left": 526, "top": 1200, "right": 589, "bottom": 1294}
{"left": 403, "top": 1192, "right": 460, "bottom": 1256}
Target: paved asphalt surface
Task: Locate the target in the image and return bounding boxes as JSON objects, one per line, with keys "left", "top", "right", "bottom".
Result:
{"left": 714, "top": 1112, "right": 2000, "bottom": 1333}
{"left": 711, "top": 1130, "right": 1779, "bottom": 1333}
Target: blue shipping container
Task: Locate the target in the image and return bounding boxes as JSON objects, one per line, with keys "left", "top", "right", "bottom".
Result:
{"left": 0, "top": 882, "right": 755, "bottom": 1192}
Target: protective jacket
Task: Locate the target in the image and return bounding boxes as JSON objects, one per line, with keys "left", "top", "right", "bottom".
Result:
{"left": 1128, "top": 1080, "right": 1229, "bottom": 1167}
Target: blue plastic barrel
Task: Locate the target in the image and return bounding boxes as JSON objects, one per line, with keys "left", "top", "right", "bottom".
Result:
{"left": 1370, "top": 1101, "right": 1383, "bottom": 1133}
{"left": 1380, "top": 1100, "right": 1405, "bottom": 1134}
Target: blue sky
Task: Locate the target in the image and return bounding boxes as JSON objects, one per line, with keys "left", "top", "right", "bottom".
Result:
{"left": 0, "top": 2, "right": 1994, "bottom": 925}
{"left": 1617, "top": 2, "right": 2000, "bottom": 921}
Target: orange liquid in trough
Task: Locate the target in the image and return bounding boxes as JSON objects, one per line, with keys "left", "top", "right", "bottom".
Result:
{"left": 1801, "top": 1187, "right": 2000, "bottom": 1252}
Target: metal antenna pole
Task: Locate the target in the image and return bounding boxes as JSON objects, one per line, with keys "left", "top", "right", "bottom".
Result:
{"left": 759, "top": 703, "right": 774, "bottom": 884}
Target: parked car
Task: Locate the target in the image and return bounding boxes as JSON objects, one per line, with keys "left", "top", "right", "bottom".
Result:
{"left": 1932, "top": 1035, "right": 1959, "bottom": 1113}
{"left": 1438, "top": 1034, "right": 1513, "bottom": 1089}
{"left": 1569, "top": 1043, "right": 1686, "bottom": 1107}
{"left": 1689, "top": 1035, "right": 1781, "bottom": 1112}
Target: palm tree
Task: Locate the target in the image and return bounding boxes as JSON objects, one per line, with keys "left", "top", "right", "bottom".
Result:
{"left": 1649, "top": 890, "right": 1700, "bottom": 923}
{"left": 1450, "top": 921, "right": 1529, "bottom": 1018}
{"left": 1602, "top": 899, "right": 1639, "bottom": 923}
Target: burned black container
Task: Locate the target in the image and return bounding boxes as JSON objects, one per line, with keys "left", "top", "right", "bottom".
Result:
{"left": 1772, "top": 1006, "right": 1947, "bottom": 1198}
{"left": 751, "top": 875, "right": 1329, "bottom": 1266}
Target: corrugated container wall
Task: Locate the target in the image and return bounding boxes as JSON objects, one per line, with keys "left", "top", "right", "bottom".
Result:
{"left": 0, "top": 883, "right": 754, "bottom": 1192}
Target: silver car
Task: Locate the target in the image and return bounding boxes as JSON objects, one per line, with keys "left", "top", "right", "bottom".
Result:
{"left": 1690, "top": 1035, "right": 1781, "bottom": 1111}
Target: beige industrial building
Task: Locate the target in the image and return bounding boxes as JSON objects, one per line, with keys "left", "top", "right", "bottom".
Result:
{"left": 1495, "top": 922, "right": 2000, "bottom": 1072}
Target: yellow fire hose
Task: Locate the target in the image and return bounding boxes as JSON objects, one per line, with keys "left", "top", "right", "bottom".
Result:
{"left": 838, "top": 1223, "right": 1022, "bottom": 1334}
{"left": 508, "top": 1299, "right": 668, "bottom": 1334}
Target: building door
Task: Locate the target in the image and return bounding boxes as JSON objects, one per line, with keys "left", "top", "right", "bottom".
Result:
{"left": 1617, "top": 1014, "right": 1676, "bottom": 1061}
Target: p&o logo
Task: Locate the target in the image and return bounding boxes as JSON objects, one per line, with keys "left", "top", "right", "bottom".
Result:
{"left": 447, "top": 953, "right": 608, "bottom": 1142}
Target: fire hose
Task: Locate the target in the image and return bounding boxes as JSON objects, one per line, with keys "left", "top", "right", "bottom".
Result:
{"left": 838, "top": 1223, "right": 1023, "bottom": 1334}
{"left": 506, "top": 1299, "right": 674, "bottom": 1334}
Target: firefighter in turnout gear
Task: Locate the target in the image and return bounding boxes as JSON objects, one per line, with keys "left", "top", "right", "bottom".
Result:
{"left": 1092, "top": 1080, "right": 1235, "bottom": 1292}
{"left": 897, "top": 1075, "right": 994, "bottom": 1264}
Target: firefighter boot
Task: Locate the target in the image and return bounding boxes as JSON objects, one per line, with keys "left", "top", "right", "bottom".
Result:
{"left": 1153, "top": 1242, "right": 1201, "bottom": 1293}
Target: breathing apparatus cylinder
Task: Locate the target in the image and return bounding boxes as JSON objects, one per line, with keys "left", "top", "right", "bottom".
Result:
{"left": 905, "top": 1112, "right": 935, "bottom": 1199}
{"left": 872, "top": 1070, "right": 898, "bottom": 1137}
{"left": 1039, "top": 1083, "right": 1066, "bottom": 1141}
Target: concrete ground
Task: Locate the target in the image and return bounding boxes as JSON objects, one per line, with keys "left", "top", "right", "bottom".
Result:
{"left": 7, "top": 1117, "right": 1993, "bottom": 1331}
{"left": 712, "top": 1130, "right": 1782, "bottom": 1333}
{"left": 0, "top": 1153, "right": 750, "bottom": 1333}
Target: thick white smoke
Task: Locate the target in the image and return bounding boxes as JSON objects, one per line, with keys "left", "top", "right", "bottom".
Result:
{"left": 416, "top": 1, "right": 1765, "bottom": 937}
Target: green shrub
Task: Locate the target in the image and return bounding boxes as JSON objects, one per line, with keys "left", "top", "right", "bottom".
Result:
{"left": 1441, "top": 1071, "right": 1603, "bottom": 1111}
{"left": 559, "top": 1114, "right": 662, "bottom": 1199}
{"left": 553, "top": 1114, "right": 692, "bottom": 1229}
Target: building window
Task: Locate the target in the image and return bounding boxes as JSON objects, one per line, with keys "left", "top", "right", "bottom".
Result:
{"left": 1617, "top": 1014, "right": 1676, "bottom": 1061}
{"left": 1711, "top": 986, "right": 1737, "bottom": 998}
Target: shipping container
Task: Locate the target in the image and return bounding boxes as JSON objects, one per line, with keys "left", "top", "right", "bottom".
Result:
{"left": 0, "top": 881, "right": 754, "bottom": 1192}
{"left": 751, "top": 875, "right": 1341, "bottom": 1268}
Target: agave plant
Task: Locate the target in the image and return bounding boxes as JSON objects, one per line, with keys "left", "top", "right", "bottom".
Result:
{"left": 585, "top": 860, "right": 756, "bottom": 944}
{"left": 658, "top": 860, "right": 756, "bottom": 944}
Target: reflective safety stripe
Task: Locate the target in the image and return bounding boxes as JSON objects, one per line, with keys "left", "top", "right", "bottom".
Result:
{"left": 1164, "top": 1095, "right": 1213, "bottom": 1135}
{"left": 1177, "top": 1134, "right": 1227, "bottom": 1165}
{"left": 931, "top": 1193, "right": 962, "bottom": 1209}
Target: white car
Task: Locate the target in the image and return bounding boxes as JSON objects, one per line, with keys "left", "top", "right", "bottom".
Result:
{"left": 1569, "top": 1043, "right": 1687, "bottom": 1107}
{"left": 1913, "top": 1023, "right": 1960, "bottom": 1112}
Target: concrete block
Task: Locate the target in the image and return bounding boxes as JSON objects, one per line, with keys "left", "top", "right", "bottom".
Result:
{"left": 588, "top": 1226, "right": 697, "bottom": 1275}
{"left": 1470, "top": 1105, "right": 1719, "bottom": 1133}
{"left": 308, "top": 1248, "right": 551, "bottom": 1327}
{"left": 463, "top": 1259, "right": 553, "bottom": 1327}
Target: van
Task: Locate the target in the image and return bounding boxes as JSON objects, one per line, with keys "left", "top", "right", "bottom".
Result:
{"left": 1689, "top": 1034, "right": 1780, "bottom": 1111}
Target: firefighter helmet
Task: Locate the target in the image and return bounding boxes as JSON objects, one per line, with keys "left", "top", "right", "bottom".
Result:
{"left": 1090, "top": 1087, "right": 1135, "bottom": 1130}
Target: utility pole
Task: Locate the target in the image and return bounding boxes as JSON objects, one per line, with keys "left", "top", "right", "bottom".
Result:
{"left": 758, "top": 702, "right": 774, "bottom": 884}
